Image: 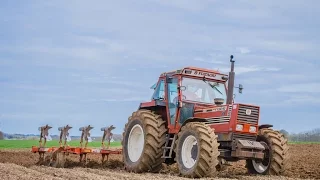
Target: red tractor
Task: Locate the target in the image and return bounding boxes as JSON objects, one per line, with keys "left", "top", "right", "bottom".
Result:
{"left": 122, "top": 55, "right": 289, "bottom": 178}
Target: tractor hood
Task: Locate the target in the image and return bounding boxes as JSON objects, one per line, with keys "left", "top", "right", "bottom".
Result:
{"left": 193, "top": 104, "right": 233, "bottom": 123}
{"left": 192, "top": 103, "right": 260, "bottom": 126}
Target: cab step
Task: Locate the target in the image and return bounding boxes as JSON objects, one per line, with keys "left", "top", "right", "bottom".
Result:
{"left": 162, "top": 134, "right": 177, "bottom": 158}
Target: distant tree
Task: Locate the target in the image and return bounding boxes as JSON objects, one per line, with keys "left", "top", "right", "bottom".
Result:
{"left": 280, "top": 129, "right": 289, "bottom": 138}
{"left": 0, "top": 131, "right": 4, "bottom": 140}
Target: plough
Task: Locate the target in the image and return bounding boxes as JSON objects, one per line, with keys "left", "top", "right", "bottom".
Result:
{"left": 32, "top": 124, "right": 122, "bottom": 168}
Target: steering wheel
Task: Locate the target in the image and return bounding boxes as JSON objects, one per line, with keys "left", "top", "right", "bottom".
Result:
{"left": 173, "top": 95, "right": 186, "bottom": 104}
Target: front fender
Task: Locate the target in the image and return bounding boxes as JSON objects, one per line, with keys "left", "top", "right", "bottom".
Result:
{"left": 258, "top": 124, "right": 273, "bottom": 130}
{"left": 181, "top": 118, "right": 207, "bottom": 127}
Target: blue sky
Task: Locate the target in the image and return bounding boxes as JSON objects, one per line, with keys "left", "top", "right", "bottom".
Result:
{"left": 0, "top": 0, "right": 319, "bottom": 136}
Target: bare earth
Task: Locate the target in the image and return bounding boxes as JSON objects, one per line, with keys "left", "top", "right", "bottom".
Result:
{"left": 0, "top": 144, "right": 319, "bottom": 180}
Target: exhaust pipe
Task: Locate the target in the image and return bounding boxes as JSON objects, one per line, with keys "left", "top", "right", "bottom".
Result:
{"left": 226, "top": 55, "right": 235, "bottom": 104}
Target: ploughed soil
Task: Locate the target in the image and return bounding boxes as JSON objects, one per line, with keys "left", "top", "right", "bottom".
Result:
{"left": 0, "top": 144, "right": 319, "bottom": 180}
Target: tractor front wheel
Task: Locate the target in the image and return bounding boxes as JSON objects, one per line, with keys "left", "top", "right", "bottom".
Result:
{"left": 246, "top": 128, "right": 290, "bottom": 175}
{"left": 122, "top": 109, "right": 167, "bottom": 173}
{"left": 175, "top": 122, "right": 220, "bottom": 178}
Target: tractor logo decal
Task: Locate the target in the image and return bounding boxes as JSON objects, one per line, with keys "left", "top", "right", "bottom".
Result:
{"left": 194, "top": 106, "right": 227, "bottom": 113}
{"left": 245, "top": 109, "right": 252, "bottom": 115}
{"left": 182, "top": 69, "right": 226, "bottom": 81}
{"left": 193, "top": 70, "right": 216, "bottom": 77}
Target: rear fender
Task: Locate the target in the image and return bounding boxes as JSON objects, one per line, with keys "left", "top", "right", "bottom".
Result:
{"left": 139, "top": 100, "right": 166, "bottom": 109}
{"left": 138, "top": 100, "right": 168, "bottom": 124}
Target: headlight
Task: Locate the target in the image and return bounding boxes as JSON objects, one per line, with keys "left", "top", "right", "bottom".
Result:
{"left": 249, "top": 126, "right": 257, "bottom": 132}
{"left": 236, "top": 124, "right": 243, "bottom": 131}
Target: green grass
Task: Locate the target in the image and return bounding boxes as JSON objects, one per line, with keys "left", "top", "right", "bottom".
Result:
{"left": 0, "top": 140, "right": 122, "bottom": 149}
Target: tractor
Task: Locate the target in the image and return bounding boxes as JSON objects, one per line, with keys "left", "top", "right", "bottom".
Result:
{"left": 121, "top": 55, "right": 289, "bottom": 178}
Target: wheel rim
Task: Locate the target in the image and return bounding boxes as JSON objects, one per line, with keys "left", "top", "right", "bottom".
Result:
{"left": 252, "top": 159, "right": 269, "bottom": 173}
{"left": 181, "top": 135, "right": 198, "bottom": 169}
{"left": 252, "top": 146, "right": 270, "bottom": 173}
{"left": 127, "top": 124, "right": 144, "bottom": 162}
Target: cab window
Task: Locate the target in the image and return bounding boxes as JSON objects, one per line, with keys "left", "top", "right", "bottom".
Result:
{"left": 151, "top": 80, "right": 165, "bottom": 100}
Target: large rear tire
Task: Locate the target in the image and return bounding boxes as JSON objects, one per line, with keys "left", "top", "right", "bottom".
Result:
{"left": 122, "top": 109, "right": 167, "bottom": 173}
{"left": 174, "top": 122, "right": 220, "bottom": 178}
{"left": 246, "top": 128, "right": 290, "bottom": 175}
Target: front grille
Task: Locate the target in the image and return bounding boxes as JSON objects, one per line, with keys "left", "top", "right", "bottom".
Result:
{"left": 233, "top": 133, "right": 256, "bottom": 141}
{"left": 237, "top": 104, "right": 259, "bottom": 125}
{"left": 204, "top": 116, "right": 230, "bottom": 124}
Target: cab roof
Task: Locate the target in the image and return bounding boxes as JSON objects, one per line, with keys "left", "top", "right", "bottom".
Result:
{"left": 160, "top": 66, "right": 228, "bottom": 77}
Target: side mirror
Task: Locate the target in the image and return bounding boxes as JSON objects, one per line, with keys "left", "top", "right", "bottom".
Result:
{"left": 238, "top": 84, "right": 243, "bottom": 94}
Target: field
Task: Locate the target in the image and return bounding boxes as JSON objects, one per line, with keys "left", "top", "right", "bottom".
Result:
{"left": 0, "top": 142, "right": 319, "bottom": 180}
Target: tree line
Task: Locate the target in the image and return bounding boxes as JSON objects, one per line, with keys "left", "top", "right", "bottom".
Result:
{"left": 280, "top": 128, "right": 320, "bottom": 142}
{"left": 0, "top": 131, "right": 3, "bottom": 140}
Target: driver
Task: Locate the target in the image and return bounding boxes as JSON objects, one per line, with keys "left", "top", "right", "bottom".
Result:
{"left": 172, "top": 85, "right": 201, "bottom": 103}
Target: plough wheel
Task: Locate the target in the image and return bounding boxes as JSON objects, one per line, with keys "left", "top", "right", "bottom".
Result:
{"left": 44, "top": 151, "right": 66, "bottom": 168}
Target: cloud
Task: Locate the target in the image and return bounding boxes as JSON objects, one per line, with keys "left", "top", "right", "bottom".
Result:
{"left": 277, "top": 83, "right": 320, "bottom": 93}
{"left": 149, "top": 0, "right": 216, "bottom": 11}
{"left": 219, "top": 65, "right": 281, "bottom": 75}
{"left": 101, "top": 97, "right": 149, "bottom": 102}
{"left": 193, "top": 57, "right": 227, "bottom": 65}
{"left": 283, "top": 95, "right": 320, "bottom": 104}
{"left": 0, "top": 0, "right": 319, "bottom": 135}
{"left": 236, "top": 47, "right": 251, "bottom": 54}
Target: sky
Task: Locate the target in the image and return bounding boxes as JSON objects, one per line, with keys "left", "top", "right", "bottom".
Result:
{"left": 0, "top": 0, "right": 319, "bottom": 136}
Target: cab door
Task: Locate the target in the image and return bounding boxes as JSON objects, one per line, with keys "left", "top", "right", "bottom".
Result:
{"left": 166, "top": 77, "right": 179, "bottom": 129}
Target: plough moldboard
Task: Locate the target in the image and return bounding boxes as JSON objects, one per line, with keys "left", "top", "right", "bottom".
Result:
{"left": 32, "top": 124, "right": 122, "bottom": 168}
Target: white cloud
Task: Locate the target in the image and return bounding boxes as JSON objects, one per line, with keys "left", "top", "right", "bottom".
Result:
{"left": 236, "top": 47, "right": 251, "bottom": 54}
{"left": 241, "top": 77, "right": 270, "bottom": 85}
{"left": 99, "top": 97, "right": 149, "bottom": 102}
{"left": 283, "top": 95, "right": 320, "bottom": 104}
{"left": 219, "top": 65, "right": 281, "bottom": 74}
{"left": 149, "top": 0, "right": 216, "bottom": 11}
{"left": 259, "top": 40, "right": 315, "bottom": 53}
{"left": 194, "top": 57, "right": 227, "bottom": 65}
{"left": 277, "top": 83, "right": 320, "bottom": 93}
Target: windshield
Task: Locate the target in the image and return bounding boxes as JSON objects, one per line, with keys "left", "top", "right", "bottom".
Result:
{"left": 181, "top": 77, "right": 227, "bottom": 104}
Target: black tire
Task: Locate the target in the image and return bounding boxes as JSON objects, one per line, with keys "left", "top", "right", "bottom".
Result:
{"left": 122, "top": 109, "right": 167, "bottom": 173}
{"left": 246, "top": 128, "right": 290, "bottom": 175}
{"left": 174, "top": 122, "right": 220, "bottom": 178}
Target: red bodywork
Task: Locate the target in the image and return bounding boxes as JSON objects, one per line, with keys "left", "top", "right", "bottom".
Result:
{"left": 193, "top": 103, "right": 260, "bottom": 134}
{"left": 139, "top": 67, "right": 260, "bottom": 135}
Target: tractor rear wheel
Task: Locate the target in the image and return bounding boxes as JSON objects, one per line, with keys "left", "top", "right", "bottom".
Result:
{"left": 174, "top": 122, "right": 220, "bottom": 178}
{"left": 246, "top": 128, "right": 289, "bottom": 175}
{"left": 122, "top": 109, "right": 167, "bottom": 173}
